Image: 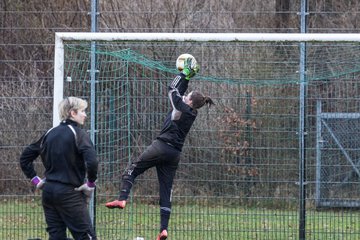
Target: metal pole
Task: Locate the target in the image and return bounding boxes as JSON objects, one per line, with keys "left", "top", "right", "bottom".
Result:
{"left": 315, "top": 100, "right": 322, "bottom": 208}
{"left": 299, "top": 0, "right": 308, "bottom": 239}
{"left": 89, "top": 0, "right": 98, "bottom": 228}
{"left": 245, "top": 91, "right": 253, "bottom": 199}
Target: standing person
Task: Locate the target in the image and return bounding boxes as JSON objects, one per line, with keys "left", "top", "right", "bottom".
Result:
{"left": 105, "top": 58, "right": 214, "bottom": 240}
{"left": 20, "top": 96, "right": 98, "bottom": 240}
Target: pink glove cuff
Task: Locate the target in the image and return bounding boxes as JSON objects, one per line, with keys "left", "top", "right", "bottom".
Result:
{"left": 87, "top": 181, "right": 96, "bottom": 188}
{"left": 31, "top": 176, "right": 41, "bottom": 186}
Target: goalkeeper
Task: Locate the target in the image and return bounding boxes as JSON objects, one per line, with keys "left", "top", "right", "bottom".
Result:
{"left": 19, "top": 97, "right": 98, "bottom": 240}
{"left": 105, "top": 57, "right": 214, "bottom": 240}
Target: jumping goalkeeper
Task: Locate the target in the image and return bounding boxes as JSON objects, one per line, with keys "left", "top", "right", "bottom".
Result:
{"left": 105, "top": 57, "right": 214, "bottom": 240}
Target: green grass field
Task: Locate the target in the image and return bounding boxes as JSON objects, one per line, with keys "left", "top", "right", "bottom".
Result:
{"left": 1, "top": 200, "right": 359, "bottom": 240}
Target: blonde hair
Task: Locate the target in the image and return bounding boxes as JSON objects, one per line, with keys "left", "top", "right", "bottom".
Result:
{"left": 58, "top": 97, "right": 88, "bottom": 121}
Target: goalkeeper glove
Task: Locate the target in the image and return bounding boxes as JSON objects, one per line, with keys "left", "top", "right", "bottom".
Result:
{"left": 31, "top": 176, "right": 46, "bottom": 190}
{"left": 75, "top": 181, "right": 96, "bottom": 204}
{"left": 182, "top": 58, "right": 199, "bottom": 80}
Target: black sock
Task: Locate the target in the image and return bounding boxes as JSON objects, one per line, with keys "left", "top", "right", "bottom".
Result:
{"left": 119, "top": 179, "right": 132, "bottom": 200}
{"left": 160, "top": 208, "right": 171, "bottom": 231}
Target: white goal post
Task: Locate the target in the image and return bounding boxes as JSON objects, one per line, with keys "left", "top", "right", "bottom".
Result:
{"left": 53, "top": 32, "right": 360, "bottom": 126}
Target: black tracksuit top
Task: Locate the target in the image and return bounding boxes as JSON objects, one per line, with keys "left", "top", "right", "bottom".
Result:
{"left": 157, "top": 73, "right": 197, "bottom": 151}
{"left": 19, "top": 119, "right": 98, "bottom": 187}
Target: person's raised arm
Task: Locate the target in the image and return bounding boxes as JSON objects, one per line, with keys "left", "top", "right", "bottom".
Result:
{"left": 169, "top": 57, "right": 200, "bottom": 96}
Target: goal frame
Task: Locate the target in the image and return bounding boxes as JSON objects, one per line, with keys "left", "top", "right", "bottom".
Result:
{"left": 54, "top": 32, "right": 360, "bottom": 238}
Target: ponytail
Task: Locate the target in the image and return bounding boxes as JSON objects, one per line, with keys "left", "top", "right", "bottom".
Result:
{"left": 204, "top": 96, "right": 215, "bottom": 108}
{"left": 190, "top": 91, "right": 215, "bottom": 109}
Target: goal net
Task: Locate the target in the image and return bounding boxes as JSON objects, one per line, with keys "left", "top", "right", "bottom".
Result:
{"left": 54, "top": 32, "right": 360, "bottom": 239}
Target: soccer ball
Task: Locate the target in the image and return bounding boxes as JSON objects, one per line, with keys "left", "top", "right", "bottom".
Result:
{"left": 176, "top": 53, "right": 197, "bottom": 71}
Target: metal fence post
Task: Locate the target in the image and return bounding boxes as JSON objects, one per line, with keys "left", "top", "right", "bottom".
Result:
{"left": 299, "top": 0, "right": 308, "bottom": 239}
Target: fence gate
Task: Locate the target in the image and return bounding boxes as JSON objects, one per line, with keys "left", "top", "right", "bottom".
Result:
{"left": 316, "top": 100, "right": 360, "bottom": 208}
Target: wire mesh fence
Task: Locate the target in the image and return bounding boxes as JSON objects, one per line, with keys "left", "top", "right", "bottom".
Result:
{"left": 4, "top": 39, "right": 360, "bottom": 239}
{"left": 2, "top": 1, "right": 360, "bottom": 240}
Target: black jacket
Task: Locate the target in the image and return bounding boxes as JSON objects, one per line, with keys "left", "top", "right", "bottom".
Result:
{"left": 157, "top": 73, "right": 197, "bottom": 151}
{"left": 20, "top": 119, "right": 98, "bottom": 187}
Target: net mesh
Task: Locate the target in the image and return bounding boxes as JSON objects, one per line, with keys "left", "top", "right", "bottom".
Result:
{"left": 58, "top": 41, "right": 360, "bottom": 239}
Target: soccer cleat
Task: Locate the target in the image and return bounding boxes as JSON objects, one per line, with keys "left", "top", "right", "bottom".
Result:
{"left": 105, "top": 200, "right": 126, "bottom": 209}
{"left": 156, "top": 229, "right": 168, "bottom": 240}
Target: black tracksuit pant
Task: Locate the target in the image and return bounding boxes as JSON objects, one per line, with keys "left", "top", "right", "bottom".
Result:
{"left": 42, "top": 181, "right": 96, "bottom": 240}
{"left": 119, "top": 139, "right": 181, "bottom": 231}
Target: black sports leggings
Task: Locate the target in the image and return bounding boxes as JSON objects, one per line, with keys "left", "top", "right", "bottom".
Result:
{"left": 119, "top": 139, "right": 180, "bottom": 210}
